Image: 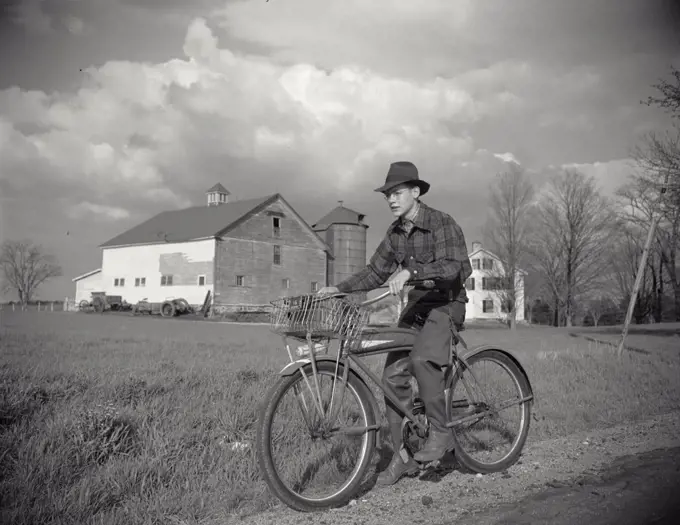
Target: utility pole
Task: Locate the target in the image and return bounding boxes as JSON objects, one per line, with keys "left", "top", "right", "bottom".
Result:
{"left": 617, "top": 168, "right": 672, "bottom": 358}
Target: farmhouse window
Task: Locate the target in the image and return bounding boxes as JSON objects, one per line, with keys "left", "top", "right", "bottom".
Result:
{"left": 197, "top": 275, "right": 206, "bottom": 286}
{"left": 114, "top": 278, "right": 125, "bottom": 287}
{"left": 273, "top": 217, "right": 281, "bottom": 238}
{"left": 236, "top": 275, "right": 245, "bottom": 286}
{"left": 282, "top": 278, "right": 290, "bottom": 289}
{"left": 161, "top": 275, "right": 173, "bottom": 286}
{"left": 273, "top": 245, "right": 281, "bottom": 265}
{"left": 135, "top": 277, "right": 146, "bottom": 287}
{"left": 472, "top": 258, "right": 480, "bottom": 270}
{"left": 482, "top": 258, "right": 494, "bottom": 270}
{"left": 311, "top": 281, "right": 318, "bottom": 292}
{"left": 482, "top": 299, "right": 494, "bottom": 313}
{"left": 465, "top": 277, "right": 475, "bottom": 290}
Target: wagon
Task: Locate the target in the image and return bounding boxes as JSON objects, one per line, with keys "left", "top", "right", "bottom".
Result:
{"left": 79, "top": 292, "right": 132, "bottom": 313}
{"left": 132, "top": 297, "right": 195, "bottom": 317}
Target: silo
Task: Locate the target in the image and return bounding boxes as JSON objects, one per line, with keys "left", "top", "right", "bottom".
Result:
{"left": 312, "top": 202, "right": 368, "bottom": 290}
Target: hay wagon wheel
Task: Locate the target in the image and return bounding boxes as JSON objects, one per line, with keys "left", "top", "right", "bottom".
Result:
{"left": 175, "top": 298, "right": 191, "bottom": 314}
{"left": 133, "top": 300, "right": 151, "bottom": 316}
{"left": 79, "top": 300, "right": 90, "bottom": 312}
{"left": 161, "top": 301, "right": 176, "bottom": 317}
{"left": 92, "top": 296, "right": 106, "bottom": 314}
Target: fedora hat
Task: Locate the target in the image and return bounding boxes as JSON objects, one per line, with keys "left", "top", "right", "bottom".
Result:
{"left": 374, "top": 161, "right": 430, "bottom": 196}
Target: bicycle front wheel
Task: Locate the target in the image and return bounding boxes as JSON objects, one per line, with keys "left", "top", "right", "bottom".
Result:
{"left": 256, "top": 360, "right": 377, "bottom": 512}
{"left": 447, "top": 349, "right": 532, "bottom": 474}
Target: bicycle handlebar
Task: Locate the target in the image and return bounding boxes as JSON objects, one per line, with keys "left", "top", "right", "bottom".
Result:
{"left": 314, "top": 279, "right": 448, "bottom": 307}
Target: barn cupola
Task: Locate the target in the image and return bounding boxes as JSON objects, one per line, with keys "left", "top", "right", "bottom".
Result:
{"left": 206, "top": 183, "right": 230, "bottom": 206}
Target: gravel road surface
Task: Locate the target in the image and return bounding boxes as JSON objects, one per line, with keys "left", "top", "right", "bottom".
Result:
{"left": 231, "top": 410, "right": 680, "bottom": 525}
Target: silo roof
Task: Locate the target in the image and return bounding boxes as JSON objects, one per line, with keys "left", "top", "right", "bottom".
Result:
{"left": 312, "top": 206, "right": 367, "bottom": 230}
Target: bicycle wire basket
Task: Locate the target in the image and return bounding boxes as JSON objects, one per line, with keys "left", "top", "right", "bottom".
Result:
{"left": 270, "top": 294, "right": 369, "bottom": 351}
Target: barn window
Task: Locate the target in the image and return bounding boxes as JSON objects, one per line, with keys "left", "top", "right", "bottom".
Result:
{"left": 197, "top": 275, "right": 206, "bottom": 286}
{"left": 273, "top": 245, "right": 281, "bottom": 265}
{"left": 311, "top": 281, "right": 318, "bottom": 293}
{"left": 465, "top": 277, "right": 475, "bottom": 290}
{"left": 482, "top": 299, "right": 494, "bottom": 313}
{"left": 472, "top": 258, "right": 480, "bottom": 270}
{"left": 135, "top": 277, "right": 146, "bottom": 287}
{"left": 273, "top": 217, "right": 281, "bottom": 238}
{"left": 236, "top": 275, "right": 245, "bottom": 287}
{"left": 161, "top": 275, "right": 173, "bottom": 286}
{"left": 282, "top": 278, "right": 290, "bottom": 289}
{"left": 482, "top": 258, "right": 494, "bottom": 270}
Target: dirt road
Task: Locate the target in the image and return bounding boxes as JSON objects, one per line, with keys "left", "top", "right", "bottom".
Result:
{"left": 451, "top": 446, "right": 680, "bottom": 525}
{"left": 234, "top": 410, "right": 680, "bottom": 525}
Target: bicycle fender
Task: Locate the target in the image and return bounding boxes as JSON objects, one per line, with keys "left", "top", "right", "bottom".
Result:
{"left": 278, "top": 357, "right": 383, "bottom": 448}
{"left": 460, "top": 344, "right": 535, "bottom": 400}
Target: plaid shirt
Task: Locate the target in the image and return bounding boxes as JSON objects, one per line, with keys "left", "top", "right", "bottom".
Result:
{"left": 336, "top": 202, "right": 472, "bottom": 301}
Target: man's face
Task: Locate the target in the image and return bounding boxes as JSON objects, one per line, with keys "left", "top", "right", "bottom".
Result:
{"left": 383, "top": 184, "right": 419, "bottom": 218}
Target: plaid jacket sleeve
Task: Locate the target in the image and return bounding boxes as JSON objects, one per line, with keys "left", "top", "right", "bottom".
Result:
{"left": 336, "top": 234, "right": 398, "bottom": 293}
{"left": 409, "top": 214, "right": 472, "bottom": 283}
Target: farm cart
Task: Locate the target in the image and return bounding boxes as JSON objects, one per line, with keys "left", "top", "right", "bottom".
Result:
{"left": 132, "top": 297, "right": 195, "bottom": 317}
{"left": 80, "top": 292, "right": 132, "bottom": 313}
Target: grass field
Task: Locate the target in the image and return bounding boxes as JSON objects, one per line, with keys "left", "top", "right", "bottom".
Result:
{"left": 1, "top": 311, "right": 679, "bottom": 524}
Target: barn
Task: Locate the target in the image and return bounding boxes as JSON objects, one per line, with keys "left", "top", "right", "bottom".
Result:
{"left": 79, "top": 185, "right": 368, "bottom": 309}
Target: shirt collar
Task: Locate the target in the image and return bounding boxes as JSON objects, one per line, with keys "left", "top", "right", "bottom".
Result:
{"left": 394, "top": 201, "right": 431, "bottom": 232}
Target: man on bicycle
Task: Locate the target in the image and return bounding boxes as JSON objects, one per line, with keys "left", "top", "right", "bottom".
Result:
{"left": 318, "top": 160, "right": 473, "bottom": 486}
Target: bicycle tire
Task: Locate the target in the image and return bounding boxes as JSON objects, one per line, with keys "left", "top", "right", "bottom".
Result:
{"left": 448, "top": 348, "right": 532, "bottom": 474}
{"left": 256, "top": 361, "right": 378, "bottom": 512}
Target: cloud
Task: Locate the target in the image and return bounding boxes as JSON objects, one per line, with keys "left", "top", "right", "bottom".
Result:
{"left": 67, "top": 202, "right": 131, "bottom": 221}
{"left": 63, "top": 15, "right": 84, "bottom": 35}
{"left": 559, "top": 158, "right": 641, "bottom": 195}
{"left": 10, "top": 0, "right": 53, "bottom": 34}
{"left": 493, "top": 152, "right": 520, "bottom": 165}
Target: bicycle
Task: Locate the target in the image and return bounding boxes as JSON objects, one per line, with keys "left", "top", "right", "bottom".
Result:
{"left": 256, "top": 279, "right": 535, "bottom": 513}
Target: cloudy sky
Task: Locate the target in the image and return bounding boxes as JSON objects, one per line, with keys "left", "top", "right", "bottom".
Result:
{"left": 1, "top": 0, "right": 679, "bottom": 300}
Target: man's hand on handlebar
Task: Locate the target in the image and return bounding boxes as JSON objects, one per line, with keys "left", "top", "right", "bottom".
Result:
{"left": 317, "top": 286, "right": 340, "bottom": 295}
{"left": 388, "top": 269, "right": 412, "bottom": 296}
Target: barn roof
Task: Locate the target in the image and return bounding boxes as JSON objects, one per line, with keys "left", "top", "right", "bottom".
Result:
{"left": 312, "top": 205, "right": 367, "bottom": 231}
{"left": 100, "top": 195, "right": 276, "bottom": 248}
{"left": 72, "top": 268, "right": 102, "bottom": 282}
{"left": 99, "top": 194, "right": 333, "bottom": 256}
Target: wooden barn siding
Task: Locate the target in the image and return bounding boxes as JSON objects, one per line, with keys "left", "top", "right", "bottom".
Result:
{"left": 214, "top": 201, "right": 327, "bottom": 304}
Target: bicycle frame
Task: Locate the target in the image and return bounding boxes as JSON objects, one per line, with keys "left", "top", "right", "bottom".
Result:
{"left": 275, "top": 287, "right": 532, "bottom": 439}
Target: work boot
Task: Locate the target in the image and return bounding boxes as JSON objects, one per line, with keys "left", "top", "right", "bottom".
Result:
{"left": 413, "top": 428, "right": 455, "bottom": 463}
{"left": 376, "top": 450, "right": 419, "bottom": 486}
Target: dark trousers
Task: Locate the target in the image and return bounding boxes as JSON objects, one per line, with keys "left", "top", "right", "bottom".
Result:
{"left": 382, "top": 298, "right": 466, "bottom": 449}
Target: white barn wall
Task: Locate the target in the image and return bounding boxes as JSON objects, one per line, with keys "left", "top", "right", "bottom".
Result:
{"left": 74, "top": 272, "right": 103, "bottom": 303}
{"left": 101, "top": 239, "right": 215, "bottom": 304}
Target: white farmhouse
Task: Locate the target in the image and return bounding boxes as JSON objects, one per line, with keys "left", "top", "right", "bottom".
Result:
{"left": 464, "top": 242, "right": 527, "bottom": 321}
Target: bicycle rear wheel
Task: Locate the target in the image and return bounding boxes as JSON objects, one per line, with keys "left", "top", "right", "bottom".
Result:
{"left": 447, "top": 349, "right": 532, "bottom": 474}
{"left": 256, "top": 361, "right": 377, "bottom": 512}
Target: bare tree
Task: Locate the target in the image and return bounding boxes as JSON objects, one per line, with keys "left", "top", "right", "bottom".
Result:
{"left": 625, "top": 66, "right": 680, "bottom": 320}
{"left": 530, "top": 170, "right": 618, "bottom": 327}
{"left": 525, "top": 216, "right": 566, "bottom": 326}
{"left": 482, "top": 164, "right": 536, "bottom": 330}
{"left": 0, "top": 240, "right": 62, "bottom": 304}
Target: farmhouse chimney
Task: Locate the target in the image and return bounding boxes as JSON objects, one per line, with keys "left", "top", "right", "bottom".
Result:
{"left": 471, "top": 241, "right": 482, "bottom": 253}
{"left": 206, "top": 183, "right": 230, "bottom": 206}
